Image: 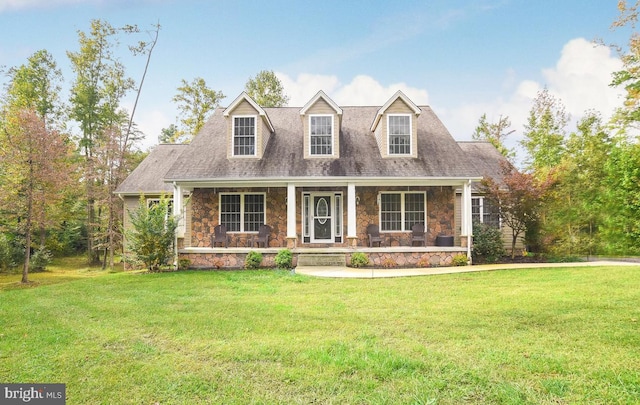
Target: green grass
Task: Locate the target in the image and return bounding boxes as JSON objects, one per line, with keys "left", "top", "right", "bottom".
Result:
{"left": 1, "top": 264, "right": 639, "bottom": 404}
{"left": 0, "top": 256, "right": 124, "bottom": 290}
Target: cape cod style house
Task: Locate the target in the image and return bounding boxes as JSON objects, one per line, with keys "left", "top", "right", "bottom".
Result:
{"left": 116, "top": 90, "right": 511, "bottom": 269}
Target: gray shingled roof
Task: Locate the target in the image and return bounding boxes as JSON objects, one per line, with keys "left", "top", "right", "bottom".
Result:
{"left": 457, "top": 141, "right": 509, "bottom": 189}
{"left": 165, "top": 105, "right": 480, "bottom": 181}
{"left": 115, "top": 144, "right": 187, "bottom": 194}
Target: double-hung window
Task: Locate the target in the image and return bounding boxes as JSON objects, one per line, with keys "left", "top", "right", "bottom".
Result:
{"left": 310, "top": 115, "right": 333, "bottom": 156}
{"left": 380, "top": 192, "right": 425, "bottom": 231}
{"left": 472, "top": 197, "right": 500, "bottom": 228}
{"left": 146, "top": 198, "right": 174, "bottom": 224}
{"left": 220, "top": 193, "right": 265, "bottom": 232}
{"left": 233, "top": 116, "right": 256, "bottom": 156}
{"left": 388, "top": 114, "right": 411, "bottom": 155}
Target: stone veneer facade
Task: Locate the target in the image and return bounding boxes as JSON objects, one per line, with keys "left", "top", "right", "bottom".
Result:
{"left": 180, "top": 185, "right": 460, "bottom": 269}
{"left": 188, "top": 186, "right": 455, "bottom": 248}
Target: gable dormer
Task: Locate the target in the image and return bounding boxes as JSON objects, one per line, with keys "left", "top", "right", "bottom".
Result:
{"left": 224, "top": 92, "right": 274, "bottom": 159}
{"left": 299, "top": 91, "right": 343, "bottom": 159}
{"left": 370, "top": 91, "right": 421, "bottom": 158}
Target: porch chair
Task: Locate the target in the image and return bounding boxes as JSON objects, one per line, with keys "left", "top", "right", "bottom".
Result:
{"left": 366, "top": 224, "right": 385, "bottom": 247}
{"left": 410, "top": 223, "right": 426, "bottom": 246}
{"left": 211, "top": 224, "right": 229, "bottom": 248}
{"left": 251, "top": 224, "right": 272, "bottom": 248}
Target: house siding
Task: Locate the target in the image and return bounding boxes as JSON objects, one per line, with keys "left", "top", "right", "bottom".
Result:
{"left": 454, "top": 193, "right": 524, "bottom": 254}
{"left": 302, "top": 98, "right": 341, "bottom": 159}
{"left": 226, "top": 99, "right": 265, "bottom": 159}
{"left": 375, "top": 98, "right": 418, "bottom": 158}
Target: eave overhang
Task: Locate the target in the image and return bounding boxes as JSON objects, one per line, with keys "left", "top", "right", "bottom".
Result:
{"left": 167, "top": 176, "right": 482, "bottom": 190}
{"left": 370, "top": 90, "right": 422, "bottom": 132}
{"left": 223, "top": 92, "right": 275, "bottom": 133}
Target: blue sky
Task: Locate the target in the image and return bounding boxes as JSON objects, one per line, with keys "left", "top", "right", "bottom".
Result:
{"left": 0, "top": 0, "right": 631, "bottom": 157}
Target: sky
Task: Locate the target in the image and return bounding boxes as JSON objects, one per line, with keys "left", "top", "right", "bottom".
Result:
{"left": 0, "top": 0, "right": 633, "bottom": 161}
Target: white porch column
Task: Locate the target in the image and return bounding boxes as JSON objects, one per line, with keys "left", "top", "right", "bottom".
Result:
{"left": 347, "top": 183, "right": 357, "bottom": 239}
{"left": 287, "top": 183, "right": 297, "bottom": 240}
{"left": 461, "top": 180, "right": 473, "bottom": 258}
{"left": 173, "top": 183, "right": 185, "bottom": 237}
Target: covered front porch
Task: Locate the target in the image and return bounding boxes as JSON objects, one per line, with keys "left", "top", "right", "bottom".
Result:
{"left": 173, "top": 177, "right": 476, "bottom": 269}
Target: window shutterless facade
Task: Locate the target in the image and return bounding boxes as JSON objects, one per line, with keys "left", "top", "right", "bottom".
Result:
{"left": 146, "top": 198, "right": 174, "bottom": 224}
{"left": 472, "top": 196, "right": 500, "bottom": 228}
{"left": 309, "top": 115, "right": 333, "bottom": 156}
{"left": 387, "top": 114, "right": 411, "bottom": 155}
{"left": 379, "top": 192, "right": 425, "bottom": 231}
{"left": 220, "top": 193, "right": 265, "bottom": 232}
{"left": 232, "top": 116, "right": 256, "bottom": 156}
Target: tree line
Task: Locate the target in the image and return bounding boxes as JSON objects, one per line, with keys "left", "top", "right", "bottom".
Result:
{"left": 0, "top": 19, "right": 288, "bottom": 282}
{"left": 475, "top": 2, "right": 640, "bottom": 259}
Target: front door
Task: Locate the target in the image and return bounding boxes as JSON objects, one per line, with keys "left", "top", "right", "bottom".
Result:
{"left": 312, "top": 195, "right": 332, "bottom": 243}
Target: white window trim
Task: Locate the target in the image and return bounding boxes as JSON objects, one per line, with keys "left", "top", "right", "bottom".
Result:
{"left": 472, "top": 196, "right": 502, "bottom": 229}
{"left": 146, "top": 198, "right": 174, "bottom": 223}
{"left": 387, "top": 113, "right": 412, "bottom": 156}
{"left": 308, "top": 114, "right": 334, "bottom": 157}
{"left": 232, "top": 115, "right": 258, "bottom": 157}
{"left": 219, "top": 192, "right": 266, "bottom": 233}
{"left": 378, "top": 191, "right": 426, "bottom": 232}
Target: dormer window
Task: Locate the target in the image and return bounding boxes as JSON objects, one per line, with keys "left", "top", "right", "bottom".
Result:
{"left": 388, "top": 114, "right": 411, "bottom": 155}
{"left": 224, "top": 93, "right": 274, "bottom": 159}
{"left": 233, "top": 115, "right": 256, "bottom": 156}
{"left": 310, "top": 115, "right": 333, "bottom": 156}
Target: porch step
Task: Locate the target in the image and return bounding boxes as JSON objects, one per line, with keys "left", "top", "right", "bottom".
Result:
{"left": 297, "top": 253, "right": 346, "bottom": 267}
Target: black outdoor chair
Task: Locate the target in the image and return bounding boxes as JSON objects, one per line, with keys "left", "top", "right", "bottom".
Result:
{"left": 251, "top": 224, "right": 272, "bottom": 248}
{"left": 211, "top": 224, "right": 229, "bottom": 248}
{"left": 367, "top": 224, "right": 385, "bottom": 247}
{"left": 410, "top": 223, "right": 426, "bottom": 246}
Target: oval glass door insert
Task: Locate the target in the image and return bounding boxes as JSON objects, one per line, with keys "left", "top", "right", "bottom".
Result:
{"left": 316, "top": 197, "right": 328, "bottom": 224}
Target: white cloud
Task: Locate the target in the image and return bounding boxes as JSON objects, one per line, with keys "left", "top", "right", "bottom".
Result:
{"left": 136, "top": 109, "right": 171, "bottom": 150}
{"left": 276, "top": 73, "right": 340, "bottom": 106}
{"left": 541, "top": 38, "right": 624, "bottom": 119}
{"left": 439, "top": 37, "right": 625, "bottom": 164}
{"left": 121, "top": 100, "right": 172, "bottom": 151}
{"left": 277, "top": 73, "right": 429, "bottom": 106}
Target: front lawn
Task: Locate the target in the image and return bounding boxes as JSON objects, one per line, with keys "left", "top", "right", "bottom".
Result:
{"left": 0, "top": 266, "right": 638, "bottom": 403}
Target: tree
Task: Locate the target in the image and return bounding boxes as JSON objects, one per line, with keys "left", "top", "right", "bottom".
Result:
{"left": 159, "top": 123, "right": 179, "bottom": 143}
{"left": 543, "top": 112, "right": 611, "bottom": 257}
{"left": 68, "top": 20, "right": 158, "bottom": 267}
{"left": 2, "top": 50, "right": 67, "bottom": 248}
{"left": 520, "top": 88, "right": 569, "bottom": 174}
{"left": 172, "top": 77, "right": 224, "bottom": 143}
{"left": 601, "top": 135, "right": 640, "bottom": 255}
{"left": 0, "top": 110, "right": 74, "bottom": 283}
{"left": 68, "top": 19, "right": 134, "bottom": 264}
{"left": 125, "top": 196, "right": 177, "bottom": 271}
{"left": 611, "top": 1, "right": 640, "bottom": 123}
{"left": 472, "top": 113, "right": 515, "bottom": 161}
{"left": 244, "top": 70, "right": 289, "bottom": 107}
{"left": 3, "top": 50, "right": 64, "bottom": 129}
{"left": 479, "top": 162, "right": 552, "bottom": 258}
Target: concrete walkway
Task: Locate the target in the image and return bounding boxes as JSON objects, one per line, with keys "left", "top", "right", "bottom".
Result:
{"left": 294, "top": 260, "right": 639, "bottom": 279}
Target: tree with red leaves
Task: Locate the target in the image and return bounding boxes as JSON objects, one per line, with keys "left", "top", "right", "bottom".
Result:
{"left": 0, "top": 110, "right": 75, "bottom": 283}
{"left": 479, "top": 162, "right": 553, "bottom": 258}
